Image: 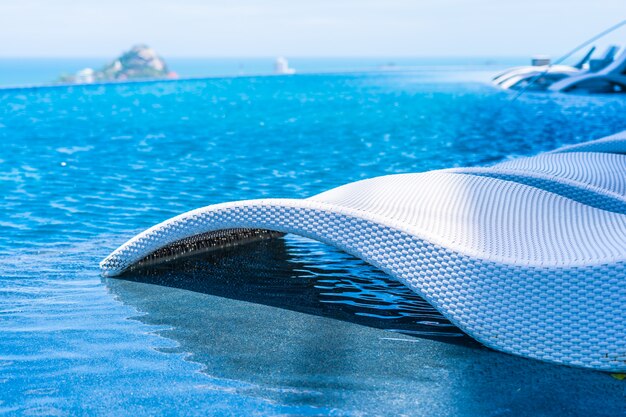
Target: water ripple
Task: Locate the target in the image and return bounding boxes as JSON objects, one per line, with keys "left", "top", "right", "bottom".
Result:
{"left": 2, "top": 71, "right": 626, "bottom": 416}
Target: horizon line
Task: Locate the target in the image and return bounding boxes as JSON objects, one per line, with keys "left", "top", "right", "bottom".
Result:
{"left": 0, "top": 54, "right": 548, "bottom": 60}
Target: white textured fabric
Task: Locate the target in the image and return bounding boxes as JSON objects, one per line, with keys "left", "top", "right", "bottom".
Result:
{"left": 494, "top": 152, "right": 626, "bottom": 196}
{"left": 309, "top": 172, "right": 626, "bottom": 265}
{"left": 445, "top": 152, "right": 626, "bottom": 214}
{"left": 552, "top": 130, "right": 626, "bottom": 154}
{"left": 101, "top": 131, "right": 626, "bottom": 371}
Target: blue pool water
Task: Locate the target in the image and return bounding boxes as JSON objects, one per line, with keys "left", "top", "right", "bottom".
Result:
{"left": 1, "top": 68, "right": 626, "bottom": 416}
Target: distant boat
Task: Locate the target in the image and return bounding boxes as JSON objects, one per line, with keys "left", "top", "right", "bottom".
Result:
{"left": 274, "top": 57, "right": 296, "bottom": 75}
{"left": 493, "top": 45, "right": 626, "bottom": 93}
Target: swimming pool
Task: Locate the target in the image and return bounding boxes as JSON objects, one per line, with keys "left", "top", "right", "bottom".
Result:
{"left": 1, "top": 69, "right": 625, "bottom": 416}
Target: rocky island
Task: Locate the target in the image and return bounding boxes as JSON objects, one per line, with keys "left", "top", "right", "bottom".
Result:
{"left": 58, "top": 45, "right": 178, "bottom": 84}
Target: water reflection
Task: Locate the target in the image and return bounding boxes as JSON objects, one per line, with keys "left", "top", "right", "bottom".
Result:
{"left": 106, "top": 235, "right": 625, "bottom": 416}
{"left": 115, "top": 235, "right": 470, "bottom": 343}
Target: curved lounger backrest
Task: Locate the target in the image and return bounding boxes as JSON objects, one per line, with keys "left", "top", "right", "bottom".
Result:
{"left": 601, "top": 49, "right": 626, "bottom": 75}
{"left": 100, "top": 131, "right": 626, "bottom": 372}
{"left": 552, "top": 130, "right": 626, "bottom": 154}
{"left": 573, "top": 45, "right": 596, "bottom": 69}
{"left": 588, "top": 45, "right": 619, "bottom": 72}
{"left": 446, "top": 152, "right": 626, "bottom": 214}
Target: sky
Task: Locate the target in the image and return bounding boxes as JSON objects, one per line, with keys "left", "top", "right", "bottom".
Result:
{"left": 0, "top": 0, "right": 625, "bottom": 57}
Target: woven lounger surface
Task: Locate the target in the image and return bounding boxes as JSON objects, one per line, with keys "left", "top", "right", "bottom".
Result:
{"left": 447, "top": 152, "right": 626, "bottom": 214}
{"left": 101, "top": 133, "right": 626, "bottom": 372}
{"left": 494, "top": 152, "right": 626, "bottom": 195}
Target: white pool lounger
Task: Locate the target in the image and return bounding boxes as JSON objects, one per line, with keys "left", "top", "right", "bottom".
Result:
{"left": 447, "top": 152, "right": 626, "bottom": 214}
{"left": 101, "top": 132, "right": 626, "bottom": 372}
